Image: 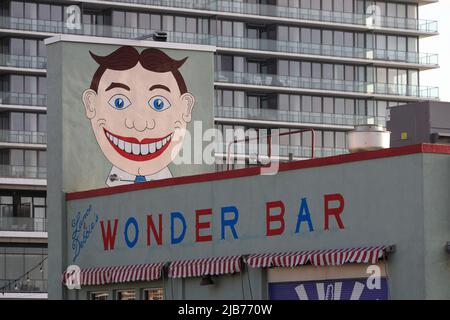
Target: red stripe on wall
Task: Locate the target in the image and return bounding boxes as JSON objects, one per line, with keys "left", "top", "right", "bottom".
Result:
{"left": 66, "top": 143, "right": 450, "bottom": 201}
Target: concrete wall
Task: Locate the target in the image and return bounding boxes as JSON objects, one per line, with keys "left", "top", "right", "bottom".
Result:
{"left": 61, "top": 152, "right": 450, "bottom": 299}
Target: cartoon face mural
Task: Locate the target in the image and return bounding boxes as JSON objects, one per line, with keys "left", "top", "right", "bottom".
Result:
{"left": 82, "top": 46, "right": 195, "bottom": 186}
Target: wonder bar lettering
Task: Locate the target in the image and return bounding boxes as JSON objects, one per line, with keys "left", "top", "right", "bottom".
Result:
{"left": 90, "top": 193, "right": 345, "bottom": 252}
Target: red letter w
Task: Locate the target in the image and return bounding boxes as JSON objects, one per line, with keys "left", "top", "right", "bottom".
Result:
{"left": 100, "top": 219, "right": 118, "bottom": 250}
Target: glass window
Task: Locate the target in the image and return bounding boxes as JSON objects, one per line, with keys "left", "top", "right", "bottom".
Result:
{"left": 323, "top": 131, "right": 334, "bottom": 148}
{"left": 25, "top": 150, "right": 37, "bottom": 167}
{"left": 11, "top": 75, "right": 24, "bottom": 93}
{"left": 11, "top": 149, "right": 24, "bottom": 166}
{"left": 117, "top": 290, "right": 135, "bottom": 300}
{"left": 112, "top": 11, "right": 125, "bottom": 27}
{"left": 220, "top": 55, "right": 233, "bottom": 71}
{"left": 38, "top": 4, "right": 51, "bottom": 20}
{"left": 38, "top": 40, "right": 47, "bottom": 57}
{"left": 11, "top": 1, "right": 24, "bottom": 18}
{"left": 187, "top": 18, "right": 196, "bottom": 33}
{"left": 233, "top": 22, "right": 244, "bottom": 37}
{"left": 278, "top": 60, "right": 289, "bottom": 76}
{"left": 25, "top": 113, "right": 37, "bottom": 132}
{"left": 311, "top": 29, "right": 321, "bottom": 44}
{"left": 222, "top": 21, "right": 232, "bottom": 36}
{"left": 376, "top": 34, "right": 386, "bottom": 50}
{"left": 301, "top": 62, "right": 311, "bottom": 78}
{"left": 345, "top": 65, "right": 354, "bottom": 81}
{"left": 343, "top": 0, "right": 353, "bottom": 13}
{"left": 312, "top": 63, "right": 321, "bottom": 78}
{"left": 335, "top": 98, "right": 345, "bottom": 114}
{"left": 302, "top": 96, "right": 312, "bottom": 112}
{"left": 323, "top": 30, "right": 333, "bottom": 45}
{"left": 312, "top": 97, "right": 321, "bottom": 113}
{"left": 175, "top": 16, "right": 186, "bottom": 32}
{"left": 279, "top": 94, "right": 289, "bottom": 111}
{"left": 38, "top": 113, "right": 47, "bottom": 132}
{"left": 334, "top": 31, "right": 344, "bottom": 46}
{"left": 336, "top": 132, "right": 346, "bottom": 148}
{"left": 376, "top": 68, "right": 387, "bottom": 83}
{"left": 126, "top": 12, "right": 138, "bottom": 28}
{"left": 162, "top": 15, "right": 173, "bottom": 31}
{"left": 234, "top": 57, "right": 244, "bottom": 73}
{"left": 289, "top": 61, "right": 300, "bottom": 77}
{"left": 289, "top": 27, "right": 300, "bottom": 42}
{"left": 278, "top": 26, "right": 289, "bottom": 41}
{"left": 24, "top": 40, "right": 37, "bottom": 57}
{"left": 344, "top": 32, "right": 353, "bottom": 47}
{"left": 144, "top": 288, "right": 164, "bottom": 300}
{"left": 24, "top": 76, "right": 37, "bottom": 94}
{"left": 290, "top": 95, "right": 301, "bottom": 111}
{"left": 408, "top": 37, "right": 417, "bottom": 52}
{"left": 11, "top": 112, "right": 24, "bottom": 131}
{"left": 301, "top": 28, "right": 311, "bottom": 43}
{"left": 150, "top": 14, "right": 161, "bottom": 30}
{"left": 24, "top": 3, "right": 37, "bottom": 19}
{"left": 38, "top": 77, "right": 47, "bottom": 95}
{"left": 38, "top": 151, "right": 46, "bottom": 167}
{"left": 323, "top": 97, "right": 333, "bottom": 114}
{"left": 323, "top": 64, "right": 333, "bottom": 79}
{"left": 334, "top": 0, "right": 343, "bottom": 12}
{"left": 138, "top": 13, "right": 150, "bottom": 29}
{"left": 233, "top": 91, "right": 244, "bottom": 108}
{"left": 322, "top": 0, "right": 332, "bottom": 11}
{"left": 50, "top": 5, "right": 62, "bottom": 21}
{"left": 222, "top": 90, "right": 233, "bottom": 107}
{"left": 91, "top": 292, "right": 109, "bottom": 300}
{"left": 10, "top": 38, "right": 24, "bottom": 56}
{"left": 334, "top": 65, "right": 344, "bottom": 80}
{"left": 345, "top": 99, "right": 355, "bottom": 115}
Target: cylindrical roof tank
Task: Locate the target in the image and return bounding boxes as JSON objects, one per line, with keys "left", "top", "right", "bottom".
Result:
{"left": 347, "top": 125, "right": 391, "bottom": 153}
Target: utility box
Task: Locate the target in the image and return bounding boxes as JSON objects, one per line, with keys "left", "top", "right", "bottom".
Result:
{"left": 387, "top": 101, "right": 450, "bottom": 147}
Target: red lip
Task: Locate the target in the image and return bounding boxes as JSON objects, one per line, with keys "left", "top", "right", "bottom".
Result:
{"left": 104, "top": 128, "right": 173, "bottom": 162}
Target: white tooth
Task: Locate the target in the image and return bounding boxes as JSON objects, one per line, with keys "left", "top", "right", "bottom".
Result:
{"left": 132, "top": 143, "right": 140, "bottom": 155}
{"left": 141, "top": 143, "right": 149, "bottom": 155}
{"left": 162, "top": 137, "right": 167, "bottom": 145}
{"left": 124, "top": 142, "right": 132, "bottom": 153}
{"left": 156, "top": 140, "right": 162, "bottom": 150}
{"left": 149, "top": 142, "right": 156, "bottom": 153}
{"left": 118, "top": 139, "right": 125, "bottom": 150}
{"left": 113, "top": 136, "right": 119, "bottom": 145}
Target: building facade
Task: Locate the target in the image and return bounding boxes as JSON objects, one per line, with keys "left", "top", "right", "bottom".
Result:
{"left": 0, "top": 0, "right": 440, "bottom": 298}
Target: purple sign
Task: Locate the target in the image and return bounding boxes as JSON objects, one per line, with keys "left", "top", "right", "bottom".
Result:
{"left": 269, "top": 278, "right": 388, "bottom": 300}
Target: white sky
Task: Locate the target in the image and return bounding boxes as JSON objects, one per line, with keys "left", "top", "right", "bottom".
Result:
{"left": 420, "top": 1, "right": 450, "bottom": 102}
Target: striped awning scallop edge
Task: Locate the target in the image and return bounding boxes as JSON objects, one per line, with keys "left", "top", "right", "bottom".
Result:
{"left": 245, "top": 245, "right": 393, "bottom": 268}
{"left": 63, "top": 262, "right": 164, "bottom": 286}
{"left": 168, "top": 256, "right": 242, "bottom": 279}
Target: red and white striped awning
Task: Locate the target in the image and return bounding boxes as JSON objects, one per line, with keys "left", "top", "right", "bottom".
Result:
{"left": 64, "top": 262, "right": 164, "bottom": 286}
{"left": 246, "top": 246, "right": 391, "bottom": 268}
{"left": 168, "top": 256, "right": 241, "bottom": 278}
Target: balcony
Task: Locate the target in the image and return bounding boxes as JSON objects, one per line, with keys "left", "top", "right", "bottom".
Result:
{"left": 0, "top": 130, "right": 47, "bottom": 145}
{"left": 215, "top": 106, "right": 386, "bottom": 127}
{"left": 0, "top": 165, "right": 46, "bottom": 179}
{"left": 215, "top": 36, "right": 438, "bottom": 67}
{"left": 79, "top": 0, "right": 438, "bottom": 33}
{"left": 0, "top": 279, "right": 47, "bottom": 293}
{"left": 0, "top": 54, "right": 46, "bottom": 70}
{"left": 214, "top": 71, "right": 440, "bottom": 99}
{"left": 0, "top": 217, "right": 47, "bottom": 232}
{"left": 0, "top": 92, "right": 47, "bottom": 107}
{"left": 0, "top": 16, "right": 438, "bottom": 67}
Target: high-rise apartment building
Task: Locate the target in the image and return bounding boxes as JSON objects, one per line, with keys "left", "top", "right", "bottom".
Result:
{"left": 0, "top": 0, "right": 439, "bottom": 299}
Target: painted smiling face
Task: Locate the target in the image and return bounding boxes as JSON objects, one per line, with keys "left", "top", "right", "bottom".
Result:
{"left": 82, "top": 47, "right": 195, "bottom": 177}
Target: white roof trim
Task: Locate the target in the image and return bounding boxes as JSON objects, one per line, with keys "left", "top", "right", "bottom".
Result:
{"left": 44, "top": 34, "right": 216, "bottom": 52}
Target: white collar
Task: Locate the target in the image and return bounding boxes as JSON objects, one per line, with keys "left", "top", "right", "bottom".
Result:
{"left": 105, "top": 166, "right": 172, "bottom": 187}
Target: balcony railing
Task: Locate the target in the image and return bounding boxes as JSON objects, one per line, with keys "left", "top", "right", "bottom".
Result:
{"left": 215, "top": 36, "right": 438, "bottom": 66}
{"left": 0, "top": 130, "right": 47, "bottom": 145}
{"left": 215, "top": 105, "right": 386, "bottom": 127}
{"left": 0, "top": 54, "right": 46, "bottom": 70}
{"left": 89, "top": 0, "right": 438, "bottom": 33}
{"left": 0, "top": 16, "right": 438, "bottom": 67}
{"left": 0, "top": 92, "right": 47, "bottom": 106}
{"left": 0, "top": 217, "right": 47, "bottom": 232}
{"left": 0, "top": 279, "right": 47, "bottom": 293}
{"left": 0, "top": 165, "right": 46, "bottom": 179}
{"left": 215, "top": 71, "right": 439, "bottom": 99}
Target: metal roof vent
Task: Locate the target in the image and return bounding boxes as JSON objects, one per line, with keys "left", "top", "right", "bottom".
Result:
{"left": 347, "top": 125, "right": 391, "bottom": 153}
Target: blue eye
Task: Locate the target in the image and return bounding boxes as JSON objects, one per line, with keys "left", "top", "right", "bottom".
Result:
{"left": 108, "top": 95, "right": 131, "bottom": 110}
{"left": 149, "top": 96, "right": 171, "bottom": 112}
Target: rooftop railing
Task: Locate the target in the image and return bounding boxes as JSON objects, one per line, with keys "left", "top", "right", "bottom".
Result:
{"left": 88, "top": 0, "right": 438, "bottom": 33}
{"left": 0, "top": 217, "right": 47, "bottom": 232}
{"left": 0, "top": 54, "right": 46, "bottom": 70}
{"left": 0, "top": 92, "right": 47, "bottom": 107}
{"left": 0, "top": 130, "right": 47, "bottom": 145}
{"left": 0, "top": 165, "right": 46, "bottom": 179}
{"left": 215, "top": 105, "right": 386, "bottom": 127}
{"left": 215, "top": 71, "right": 439, "bottom": 99}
